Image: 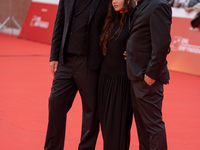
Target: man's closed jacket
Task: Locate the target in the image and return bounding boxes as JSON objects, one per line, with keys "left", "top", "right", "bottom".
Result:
{"left": 127, "top": 0, "right": 172, "bottom": 84}
{"left": 50, "top": 0, "right": 109, "bottom": 70}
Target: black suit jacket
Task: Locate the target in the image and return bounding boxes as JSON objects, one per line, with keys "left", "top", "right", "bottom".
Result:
{"left": 50, "top": 0, "right": 109, "bottom": 70}
{"left": 126, "top": 0, "right": 172, "bottom": 84}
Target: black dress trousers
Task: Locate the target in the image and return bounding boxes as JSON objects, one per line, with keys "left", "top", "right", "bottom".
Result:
{"left": 44, "top": 54, "right": 99, "bottom": 150}
{"left": 130, "top": 80, "right": 167, "bottom": 150}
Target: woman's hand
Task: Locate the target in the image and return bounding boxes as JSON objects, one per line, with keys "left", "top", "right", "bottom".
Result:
{"left": 123, "top": 51, "right": 127, "bottom": 60}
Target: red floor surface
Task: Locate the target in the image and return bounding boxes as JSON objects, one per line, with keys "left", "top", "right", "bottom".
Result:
{"left": 0, "top": 32, "right": 200, "bottom": 150}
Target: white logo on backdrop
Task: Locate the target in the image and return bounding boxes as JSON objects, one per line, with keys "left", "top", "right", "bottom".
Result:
{"left": 171, "top": 36, "right": 200, "bottom": 54}
{"left": 30, "top": 15, "right": 49, "bottom": 29}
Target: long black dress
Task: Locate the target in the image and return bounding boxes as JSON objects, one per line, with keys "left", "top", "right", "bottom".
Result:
{"left": 98, "top": 15, "right": 133, "bottom": 150}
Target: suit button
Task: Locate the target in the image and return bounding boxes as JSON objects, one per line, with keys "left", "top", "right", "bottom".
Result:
{"left": 73, "top": 17, "right": 75, "bottom": 20}
{"left": 85, "top": 20, "right": 88, "bottom": 22}
{"left": 71, "top": 32, "right": 72, "bottom": 34}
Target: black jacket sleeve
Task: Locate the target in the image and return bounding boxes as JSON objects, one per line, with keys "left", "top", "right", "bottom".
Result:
{"left": 146, "top": 2, "right": 172, "bottom": 80}
{"left": 50, "top": 0, "right": 65, "bottom": 61}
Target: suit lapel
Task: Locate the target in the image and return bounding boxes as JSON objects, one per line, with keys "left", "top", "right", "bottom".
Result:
{"left": 75, "top": 0, "right": 92, "bottom": 16}
{"left": 89, "top": 0, "right": 101, "bottom": 23}
{"left": 129, "top": 0, "right": 149, "bottom": 33}
{"left": 65, "top": 0, "right": 76, "bottom": 23}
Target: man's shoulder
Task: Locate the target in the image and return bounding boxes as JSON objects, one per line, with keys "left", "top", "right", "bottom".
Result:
{"left": 150, "top": 0, "right": 171, "bottom": 6}
{"left": 148, "top": 0, "right": 171, "bottom": 12}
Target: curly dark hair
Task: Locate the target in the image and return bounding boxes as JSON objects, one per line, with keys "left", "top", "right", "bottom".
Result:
{"left": 100, "top": 0, "right": 136, "bottom": 55}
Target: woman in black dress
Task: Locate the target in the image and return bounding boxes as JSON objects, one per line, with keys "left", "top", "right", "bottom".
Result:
{"left": 98, "top": 0, "right": 136, "bottom": 149}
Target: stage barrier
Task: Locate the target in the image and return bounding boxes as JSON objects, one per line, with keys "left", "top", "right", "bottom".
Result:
{"left": 19, "top": 4, "right": 200, "bottom": 76}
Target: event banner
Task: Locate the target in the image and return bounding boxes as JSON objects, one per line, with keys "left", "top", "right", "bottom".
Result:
{"left": 18, "top": 0, "right": 59, "bottom": 44}
{"left": 168, "top": 8, "right": 200, "bottom": 76}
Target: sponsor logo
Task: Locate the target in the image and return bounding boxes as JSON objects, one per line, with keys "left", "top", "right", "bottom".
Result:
{"left": 41, "top": 8, "right": 48, "bottom": 12}
{"left": 171, "top": 36, "right": 200, "bottom": 54}
{"left": 30, "top": 15, "right": 49, "bottom": 29}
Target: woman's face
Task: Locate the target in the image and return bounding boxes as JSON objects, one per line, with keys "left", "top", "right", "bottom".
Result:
{"left": 112, "top": 0, "right": 125, "bottom": 13}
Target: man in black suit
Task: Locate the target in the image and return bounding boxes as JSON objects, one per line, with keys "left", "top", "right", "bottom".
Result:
{"left": 44, "top": 0, "right": 109, "bottom": 150}
{"left": 126, "top": 0, "right": 172, "bottom": 149}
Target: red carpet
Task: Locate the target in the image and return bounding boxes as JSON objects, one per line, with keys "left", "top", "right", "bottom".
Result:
{"left": 0, "top": 32, "right": 200, "bottom": 150}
